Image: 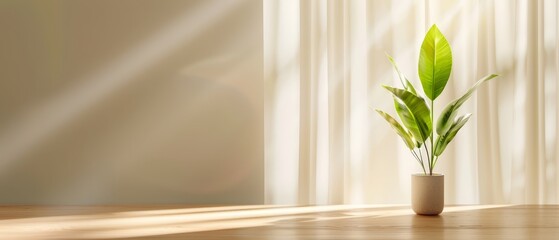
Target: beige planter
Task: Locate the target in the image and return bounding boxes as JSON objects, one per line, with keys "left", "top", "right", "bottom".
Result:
{"left": 411, "top": 173, "right": 444, "bottom": 215}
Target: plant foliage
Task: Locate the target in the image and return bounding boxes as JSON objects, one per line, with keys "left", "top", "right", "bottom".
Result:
{"left": 376, "top": 24, "right": 498, "bottom": 175}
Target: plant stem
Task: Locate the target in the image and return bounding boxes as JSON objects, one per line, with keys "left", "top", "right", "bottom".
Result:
{"left": 411, "top": 151, "right": 424, "bottom": 174}
{"left": 418, "top": 148, "right": 425, "bottom": 174}
{"left": 423, "top": 143, "right": 430, "bottom": 175}
{"left": 410, "top": 150, "right": 420, "bottom": 164}
{"left": 412, "top": 149, "right": 426, "bottom": 174}
{"left": 432, "top": 155, "right": 439, "bottom": 170}
{"left": 430, "top": 100, "right": 434, "bottom": 175}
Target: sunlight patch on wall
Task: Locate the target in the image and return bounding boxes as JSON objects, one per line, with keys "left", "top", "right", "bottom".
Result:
{"left": 0, "top": 0, "right": 243, "bottom": 172}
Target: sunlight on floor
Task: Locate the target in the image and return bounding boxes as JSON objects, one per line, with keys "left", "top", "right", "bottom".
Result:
{"left": 0, "top": 205, "right": 512, "bottom": 239}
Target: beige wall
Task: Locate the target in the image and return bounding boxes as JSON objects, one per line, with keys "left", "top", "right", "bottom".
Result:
{"left": 0, "top": 0, "right": 263, "bottom": 204}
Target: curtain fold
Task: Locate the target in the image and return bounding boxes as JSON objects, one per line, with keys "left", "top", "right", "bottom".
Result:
{"left": 265, "top": 0, "right": 559, "bottom": 204}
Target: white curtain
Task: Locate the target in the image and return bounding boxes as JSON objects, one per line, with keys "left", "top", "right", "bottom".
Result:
{"left": 264, "top": 0, "right": 559, "bottom": 204}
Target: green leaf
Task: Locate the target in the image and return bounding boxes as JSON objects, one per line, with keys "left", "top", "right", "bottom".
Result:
{"left": 386, "top": 53, "right": 417, "bottom": 95}
{"left": 418, "top": 24, "right": 452, "bottom": 100}
{"left": 393, "top": 98, "right": 422, "bottom": 148}
{"left": 383, "top": 86, "right": 432, "bottom": 142}
{"left": 375, "top": 110, "right": 416, "bottom": 149}
{"left": 436, "top": 74, "right": 498, "bottom": 135}
{"left": 434, "top": 113, "right": 472, "bottom": 156}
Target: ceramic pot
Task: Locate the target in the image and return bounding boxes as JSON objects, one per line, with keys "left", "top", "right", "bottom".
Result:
{"left": 411, "top": 173, "right": 444, "bottom": 215}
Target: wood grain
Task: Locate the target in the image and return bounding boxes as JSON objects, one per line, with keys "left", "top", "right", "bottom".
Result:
{"left": 0, "top": 205, "right": 556, "bottom": 239}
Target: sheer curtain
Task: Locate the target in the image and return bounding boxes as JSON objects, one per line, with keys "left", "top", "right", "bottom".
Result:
{"left": 264, "top": 0, "right": 559, "bottom": 204}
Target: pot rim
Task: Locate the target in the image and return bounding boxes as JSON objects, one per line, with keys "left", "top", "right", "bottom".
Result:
{"left": 412, "top": 173, "right": 444, "bottom": 177}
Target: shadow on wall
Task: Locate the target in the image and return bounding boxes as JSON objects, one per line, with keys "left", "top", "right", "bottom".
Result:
{"left": 0, "top": 0, "right": 263, "bottom": 204}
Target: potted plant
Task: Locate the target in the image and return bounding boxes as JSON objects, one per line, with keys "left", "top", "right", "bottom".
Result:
{"left": 376, "top": 24, "right": 498, "bottom": 215}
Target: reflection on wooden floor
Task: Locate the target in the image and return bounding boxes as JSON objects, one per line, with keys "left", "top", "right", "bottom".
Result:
{"left": 0, "top": 205, "right": 557, "bottom": 239}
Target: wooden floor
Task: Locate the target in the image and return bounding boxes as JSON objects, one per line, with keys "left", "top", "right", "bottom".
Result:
{"left": 0, "top": 205, "right": 557, "bottom": 239}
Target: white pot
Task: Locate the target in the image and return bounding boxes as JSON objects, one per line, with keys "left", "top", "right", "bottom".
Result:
{"left": 411, "top": 173, "right": 444, "bottom": 215}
